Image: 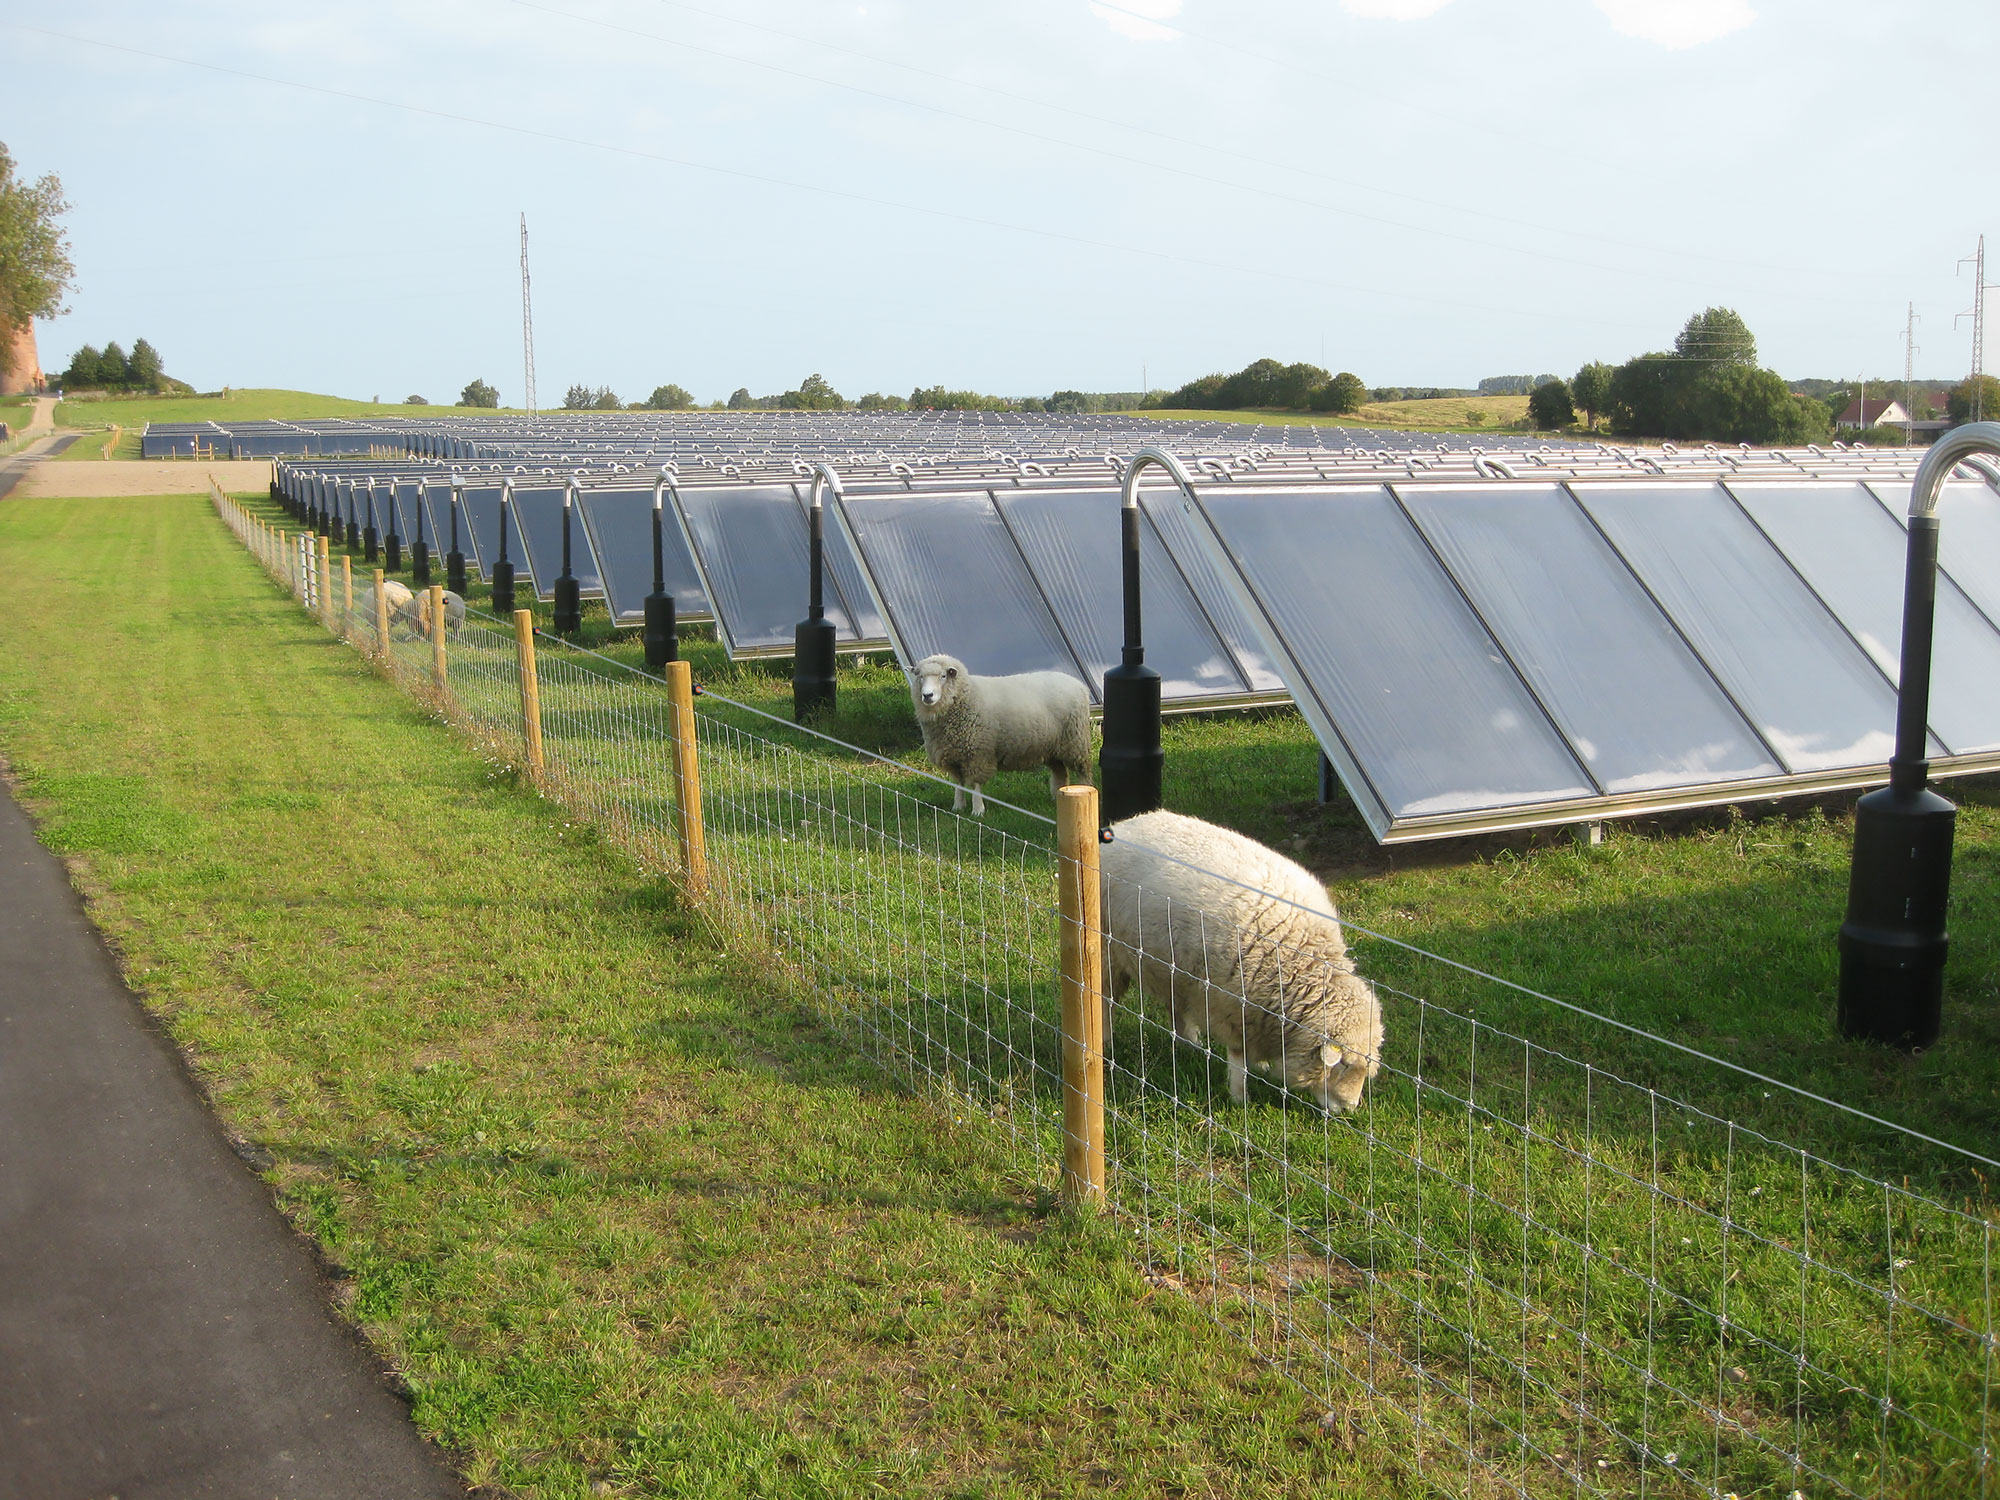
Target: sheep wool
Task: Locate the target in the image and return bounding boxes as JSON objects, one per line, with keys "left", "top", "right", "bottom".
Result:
{"left": 1100, "top": 809, "right": 1383, "bottom": 1113}
{"left": 356, "top": 579, "right": 413, "bottom": 631}
{"left": 391, "top": 588, "right": 466, "bottom": 640}
{"left": 909, "top": 654, "right": 1091, "bottom": 818}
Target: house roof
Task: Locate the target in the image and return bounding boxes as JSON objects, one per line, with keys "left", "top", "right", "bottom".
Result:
{"left": 1836, "top": 397, "right": 1906, "bottom": 425}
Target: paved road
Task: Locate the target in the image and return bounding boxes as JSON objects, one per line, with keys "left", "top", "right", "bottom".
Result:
{"left": 0, "top": 784, "right": 467, "bottom": 1499}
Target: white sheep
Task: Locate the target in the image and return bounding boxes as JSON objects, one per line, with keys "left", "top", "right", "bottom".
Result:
{"left": 908, "top": 653, "right": 1091, "bottom": 818}
{"left": 390, "top": 587, "right": 465, "bottom": 640}
{"left": 355, "top": 578, "right": 413, "bottom": 630}
{"left": 1099, "top": 809, "right": 1383, "bottom": 1113}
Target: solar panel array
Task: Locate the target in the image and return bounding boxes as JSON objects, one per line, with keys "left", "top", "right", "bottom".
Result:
{"left": 257, "top": 411, "right": 1987, "bottom": 842}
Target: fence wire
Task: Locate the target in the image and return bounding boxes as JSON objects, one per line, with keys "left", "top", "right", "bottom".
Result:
{"left": 215, "top": 490, "right": 1996, "bottom": 1500}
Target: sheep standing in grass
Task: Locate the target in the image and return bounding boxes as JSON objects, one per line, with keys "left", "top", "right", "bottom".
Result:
{"left": 356, "top": 578, "right": 412, "bottom": 631}
{"left": 1099, "top": 809, "right": 1383, "bottom": 1113}
{"left": 908, "top": 653, "right": 1090, "bottom": 817}
{"left": 391, "top": 588, "right": 466, "bottom": 640}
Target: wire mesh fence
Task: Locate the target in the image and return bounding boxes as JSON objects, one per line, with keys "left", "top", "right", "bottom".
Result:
{"left": 214, "top": 487, "right": 1997, "bottom": 1499}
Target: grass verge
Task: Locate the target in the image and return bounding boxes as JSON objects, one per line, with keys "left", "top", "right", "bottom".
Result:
{"left": 259, "top": 493, "right": 2000, "bottom": 1496}
{"left": 0, "top": 494, "right": 1396, "bottom": 1499}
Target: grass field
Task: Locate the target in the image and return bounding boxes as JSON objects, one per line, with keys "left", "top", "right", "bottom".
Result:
{"left": 238, "top": 491, "right": 2000, "bottom": 1496}
{"left": 10, "top": 490, "right": 1998, "bottom": 1495}
{"left": 0, "top": 494, "right": 1404, "bottom": 1499}
{"left": 1111, "top": 396, "right": 1541, "bottom": 437}
{"left": 52, "top": 388, "right": 528, "bottom": 458}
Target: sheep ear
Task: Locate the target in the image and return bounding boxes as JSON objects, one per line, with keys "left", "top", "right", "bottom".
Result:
{"left": 946, "top": 667, "right": 957, "bottom": 678}
{"left": 1320, "top": 1042, "right": 1343, "bottom": 1068}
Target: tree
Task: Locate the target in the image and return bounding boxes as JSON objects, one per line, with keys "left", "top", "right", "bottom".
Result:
{"left": 1674, "top": 306, "right": 1757, "bottom": 368}
{"left": 61, "top": 344, "right": 103, "bottom": 386}
{"left": 1606, "top": 352, "right": 1684, "bottom": 437}
{"left": 780, "top": 372, "right": 845, "bottom": 410}
{"left": 100, "top": 340, "right": 130, "bottom": 385}
{"left": 1045, "top": 390, "right": 1088, "bottom": 414}
{"left": 458, "top": 378, "right": 499, "bottom": 408}
{"left": 403, "top": 393, "right": 428, "bottom": 405}
{"left": 1570, "top": 360, "right": 1613, "bottom": 430}
{"left": 1948, "top": 375, "right": 2000, "bottom": 425}
{"left": 644, "top": 383, "right": 694, "bottom": 410}
{"left": 563, "top": 382, "right": 621, "bottom": 409}
{"left": 1527, "top": 378, "right": 1575, "bottom": 430}
{"left": 1310, "top": 371, "right": 1367, "bottom": 414}
{"left": 0, "top": 143, "right": 75, "bottom": 382}
{"left": 129, "top": 337, "right": 163, "bottom": 390}
{"left": 856, "top": 391, "right": 908, "bottom": 410}
{"left": 726, "top": 387, "right": 753, "bottom": 409}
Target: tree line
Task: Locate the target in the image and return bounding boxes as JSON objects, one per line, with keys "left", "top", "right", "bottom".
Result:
{"left": 57, "top": 338, "right": 185, "bottom": 394}
{"left": 1527, "top": 308, "right": 1833, "bottom": 445}
{"left": 1152, "top": 357, "right": 1367, "bottom": 414}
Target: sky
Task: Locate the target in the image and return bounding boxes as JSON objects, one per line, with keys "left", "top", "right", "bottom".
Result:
{"left": 7, "top": 0, "right": 1998, "bottom": 406}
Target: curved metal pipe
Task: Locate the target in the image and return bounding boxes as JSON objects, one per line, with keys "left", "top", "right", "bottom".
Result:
{"left": 1956, "top": 455, "right": 2000, "bottom": 488}
{"left": 1836, "top": 420, "right": 2000, "bottom": 1049}
{"left": 1473, "top": 455, "right": 1521, "bottom": 479}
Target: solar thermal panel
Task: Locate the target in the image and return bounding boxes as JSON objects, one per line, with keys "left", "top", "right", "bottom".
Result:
{"left": 575, "top": 489, "right": 712, "bottom": 624}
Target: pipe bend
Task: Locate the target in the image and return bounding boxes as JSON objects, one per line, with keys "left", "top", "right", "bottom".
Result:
{"left": 807, "top": 461, "right": 845, "bottom": 512}
{"left": 1909, "top": 422, "right": 2000, "bottom": 516}
{"left": 1120, "top": 445, "right": 1199, "bottom": 510}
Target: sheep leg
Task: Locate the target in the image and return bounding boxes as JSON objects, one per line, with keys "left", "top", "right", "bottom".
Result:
{"left": 968, "top": 783, "right": 986, "bottom": 818}
{"left": 951, "top": 783, "right": 967, "bottom": 813}
{"left": 1226, "top": 1050, "right": 1248, "bottom": 1103}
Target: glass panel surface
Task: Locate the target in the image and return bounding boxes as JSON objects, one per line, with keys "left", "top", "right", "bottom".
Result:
{"left": 458, "top": 484, "right": 511, "bottom": 580}
{"left": 576, "top": 489, "right": 712, "bottom": 623}
{"left": 1197, "top": 486, "right": 1593, "bottom": 819}
{"left": 1574, "top": 482, "right": 1913, "bottom": 771}
{"left": 1400, "top": 484, "right": 1778, "bottom": 792}
{"left": 1732, "top": 483, "right": 2000, "bottom": 754}
{"left": 675, "top": 485, "right": 861, "bottom": 651}
{"left": 1139, "top": 488, "right": 1286, "bottom": 693}
{"left": 839, "top": 492, "right": 1087, "bottom": 691}
{"left": 789, "top": 486, "right": 887, "bottom": 642}
{"left": 509, "top": 485, "right": 605, "bottom": 599}
{"left": 1868, "top": 478, "right": 2000, "bottom": 631}
{"left": 995, "top": 488, "right": 1249, "bottom": 701}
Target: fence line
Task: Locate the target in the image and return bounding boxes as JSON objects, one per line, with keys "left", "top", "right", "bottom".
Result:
{"left": 212, "top": 484, "right": 1996, "bottom": 1500}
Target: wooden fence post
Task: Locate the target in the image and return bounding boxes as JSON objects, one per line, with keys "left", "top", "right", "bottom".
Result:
{"left": 373, "top": 568, "right": 392, "bottom": 655}
{"left": 338, "top": 552, "right": 351, "bottom": 634}
{"left": 1057, "top": 784, "right": 1107, "bottom": 1209}
{"left": 429, "top": 584, "right": 448, "bottom": 691}
{"left": 514, "top": 609, "right": 545, "bottom": 774}
{"left": 665, "top": 659, "right": 708, "bottom": 897}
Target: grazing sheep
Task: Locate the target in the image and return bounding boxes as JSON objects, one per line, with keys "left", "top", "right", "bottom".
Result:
{"left": 909, "top": 653, "right": 1091, "bottom": 818}
{"left": 391, "top": 588, "right": 465, "bottom": 640}
{"left": 355, "top": 579, "right": 413, "bottom": 630}
{"left": 1099, "top": 809, "right": 1382, "bottom": 1113}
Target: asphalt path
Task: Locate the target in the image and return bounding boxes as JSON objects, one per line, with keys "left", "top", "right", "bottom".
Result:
{"left": 0, "top": 784, "right": 466, "bottom": 1499}
{"left": 0, "top": 432, "right": 75, "bottom": 500}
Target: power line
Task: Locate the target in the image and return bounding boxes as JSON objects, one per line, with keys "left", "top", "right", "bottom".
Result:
{"left": 8, "top": 21, "right": 1661, "bottom": 334}
{"left": 508, "top": 0, "right": 1712, "bottom": 292}
{"left": 637, "top": 0, "right": 1856, "bottom": 283}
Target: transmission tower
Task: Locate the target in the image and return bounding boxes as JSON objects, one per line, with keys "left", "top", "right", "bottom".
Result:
{"left": 1902, "top": 302, "right": 1920, "bottom": 444}
{"left": 520, "top": 213, "right": 539, "bottom": 416}
{"left": 1958, "top": 235, "right": 1997, "bottom": 422}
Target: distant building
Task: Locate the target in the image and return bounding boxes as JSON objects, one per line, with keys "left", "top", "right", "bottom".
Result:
{"left": 1835, "top": 396, "right": 1909, "bottom": 429}
{"left": 0, "top": 321, "right": 45, "bottom": 397}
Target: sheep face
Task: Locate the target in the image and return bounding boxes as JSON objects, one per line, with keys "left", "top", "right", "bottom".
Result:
{"left": 910, "top": 654, "right": 966, "bottom": 713}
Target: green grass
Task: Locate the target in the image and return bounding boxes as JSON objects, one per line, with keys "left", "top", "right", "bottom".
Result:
{"left": 53, "top": 386, "right": 526, "bottom": 434}
{"left": 1114, "top": 396, "right": 1542, "bottom": 437}
{"left": 0, "top": 494, "right": 1405, "bottom": 1499}
{"left": 253, "top": 494, "right": 2000, "bottom": 1497}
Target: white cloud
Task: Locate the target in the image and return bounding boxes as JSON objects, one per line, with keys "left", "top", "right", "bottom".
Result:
{"left": 1591, "top": 0, "right": 1756, "bottom": 49}
{"left": 1088, "top": 0, "right": 1184, "bottom": 42}
{"left": 1340, "top": 0, "right": 1456, "bottom": 18}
